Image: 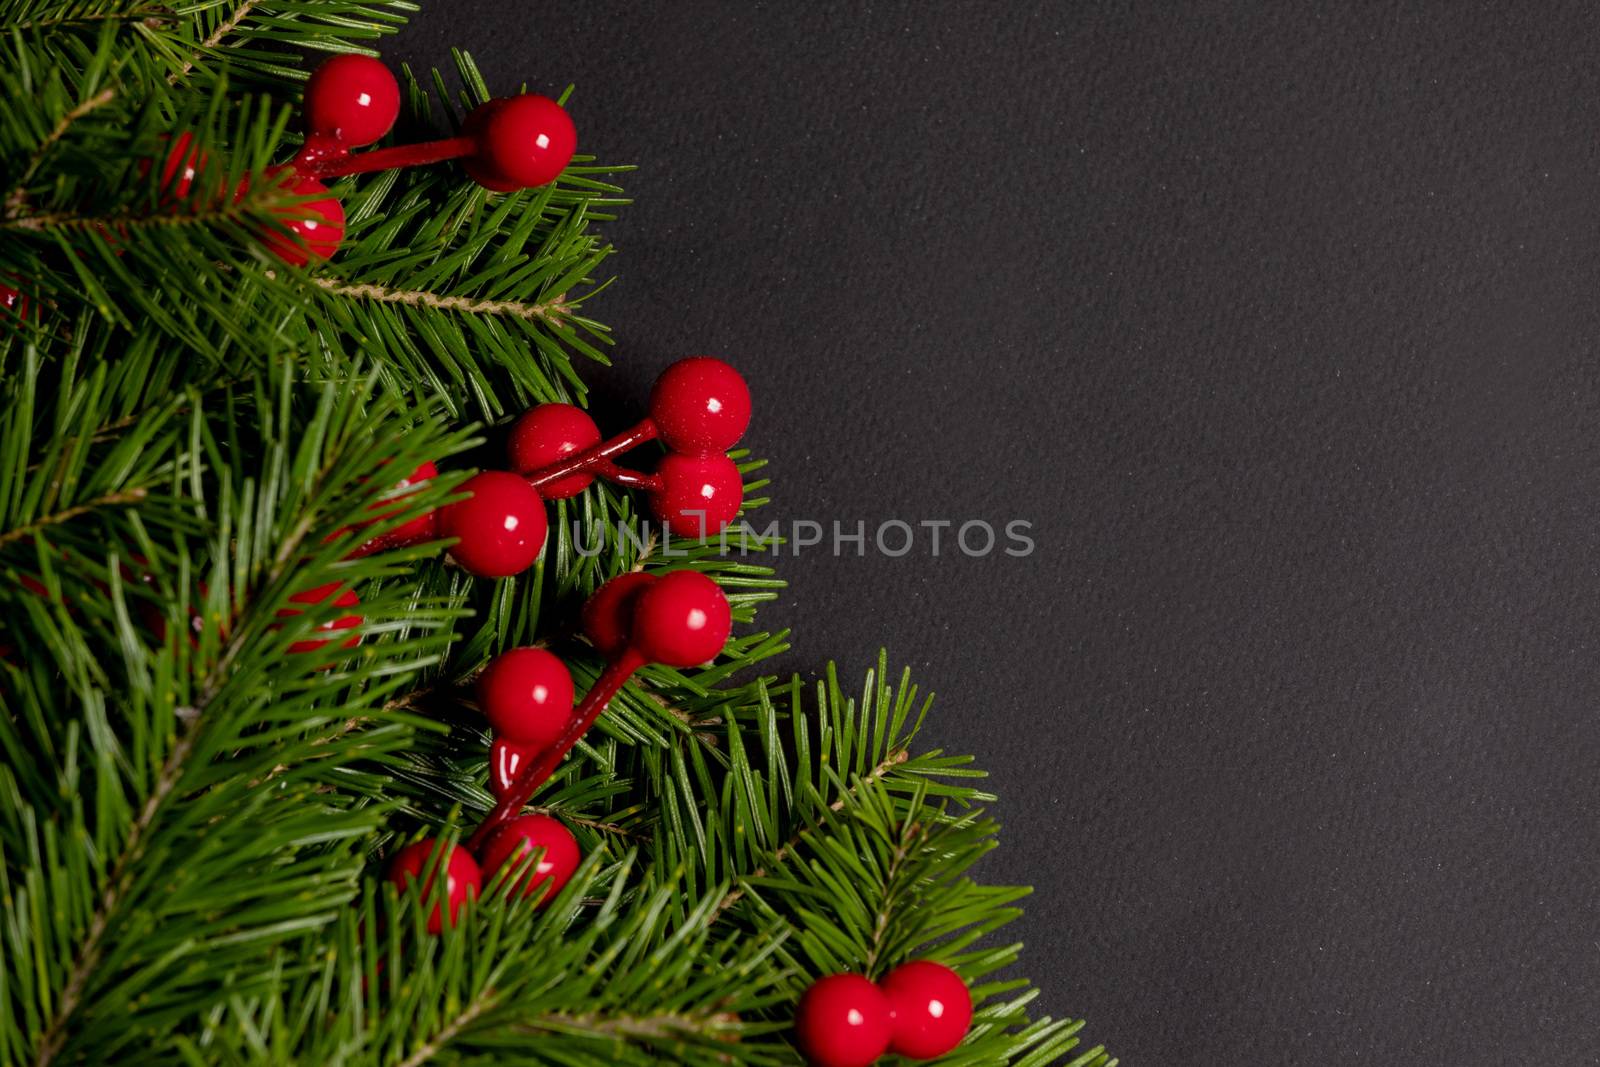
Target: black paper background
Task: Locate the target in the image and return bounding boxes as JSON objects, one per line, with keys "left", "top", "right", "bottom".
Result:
{"left": 390, "top": 4, "right": 1600, "bottom": 1063}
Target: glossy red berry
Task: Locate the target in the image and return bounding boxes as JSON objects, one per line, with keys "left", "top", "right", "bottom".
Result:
{"left": 650, "top": 452, "right": 743, "bottom": 539}
{"left": 304, "top": 54, "right": 401, "bottom": 147}
{"left": 386, "top": 838, "right": 481, "bottom": 934}
{"left": 277, "top": 581, "right": 361, "bottom": 654}
{"left": 138, "top": 132, "right": 206, "bottom": 202}
{"left": 246, "top": 167, "right": 344, "bottom": 266}
{"left": 881, "top": 961, "right": 972, "bottom": 1059}
{"left": 438, "top": 470, "right": 548, "bottom": 578}
{"left": 460, "top": 99, "right": 521, "bottom": 191}
{"left": 649, "top": 357, "right": 752, "bottom": 455}
{"left": 476, "top": 647, "right": 573, "bottom": 747}
{"left": 580, "top": 571, "right": 657, "bottom": 657}
{"left": 629, "top": 570, "right": 731, "bottom": 667}
{"left": 0, "top": 283, "right": 28, "bottom": 318}
{"left": 507, "top": 403, "right": 601, "bottom": 498}
{"left": 472, "top": 94, "right": 576, "bottom": 189}
{"left": 478, "top": 814, "right": 581, "bottom": 904}
{"left": 795, "top": 974, "right": 892, "bottom": 1067}
{"left": 488, "top": 734, "right": 542, "bottom": 798}
{"left": 360, "top": 460, "right": 439, "bottom": 549}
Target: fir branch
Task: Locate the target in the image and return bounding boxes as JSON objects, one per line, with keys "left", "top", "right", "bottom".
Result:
{"left": 312, "top": 277, "right": 573, "bottom": 322}
{"left": 712, "top": 748, "right": 910, "bottom": 921}
{"left": 3, "top": 87, "right": 116, "bottom": 220}
{"left": 31, "top": 721, "right": 198, "bottom": 1067}
{"left": 0, "top": 487, "right": 148, "bottom": 549}
{"left": 166, "top": 0, "right": 260, "bottom": 85}
{"left": 1, "top": 4, "right": 177, "bottom": 32}
{"left": 395, "top": 992, "right": 499, "bottom": 1067}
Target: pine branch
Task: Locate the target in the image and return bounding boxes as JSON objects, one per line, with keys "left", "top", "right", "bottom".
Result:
{"left": 312, "top": 277, "right": 573, "bottom": 322}
{"left": 165, "top": 0, "right": 261, "bottom": 85}
{"left": 0, "top": 487, "right": 147, "bottom": 549}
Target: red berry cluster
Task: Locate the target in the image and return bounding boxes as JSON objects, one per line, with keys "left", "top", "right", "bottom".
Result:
{"left": 385, "top": 567, "right": 732, "bottom": 932}
{"left": 339, "top": 356, "right": 752, "bottom": 582}
{"left": 796, "top": 963, "right": 974, "bottom": 1067}
{"left": 510, "top": 356, "right": 754, "bottom": 539}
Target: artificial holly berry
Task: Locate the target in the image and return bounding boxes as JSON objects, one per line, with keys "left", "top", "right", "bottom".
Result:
{"left": 795, "top": 974, "right": 892, "bottom": 1067}
{"left": 507, "top": 403, "right": 602, "bottom": 499}
{"left": 477, "top": 813, "right": 580, "bottom": 904}
{"left": 277, "top": 581, "right": 361, "bottom": 654}
{"left": 0, "top": 282, "right": 27, "bottom": 318}
{"left": 476, "top": 646, "right": 574, "bottom": 748}
{"left": 242, "top": 167, "right": 345, "bottom": 266}
{"left": 880, "top": 961, "right": 973, "bottom": 1060}
{"left": 469, "top": 94, "right": 576, "bottom": 189}
{"left": 437, "top": 470, "right": 548, "bottom": 577}
{"left": 628, "top": 569, "right": 732, "bottom": 668}
{"left": 488, "top": 734, "right": 541, "bottom": 798}
{"left": 650, "top": 452, "right": 743, "bottom": 539}
{"left": 386, "top": 838, "right": 481, "bottom": 934}
{"left": 649, "top": 357, "right": 752, "bottom": 456}
{"left": 351, "top": 460, "right": 439, "bottom": 553}
{"left": 304, "top": 54, "right": 401, "bottom": 147}
{"left": 460, "top": 98, "right": 522, "bottom": 191}
{"left": 580, "top": 571, "right": 657, "bottom": 656}
{"left": 138, "top": 132, "right": 206, "bottom": 203}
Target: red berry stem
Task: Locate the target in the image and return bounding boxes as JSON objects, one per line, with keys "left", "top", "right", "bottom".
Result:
{"left": 524, "top": 416, "right": 659, "bottom": 492}
{"left": 466, "top": 647, "right": 646, "bottom": 851}
{"left": 302, "top": 135, "right": 478, "bottom": 179}
{"left": 591, "top": 460, "right": 661, "bottom": 492}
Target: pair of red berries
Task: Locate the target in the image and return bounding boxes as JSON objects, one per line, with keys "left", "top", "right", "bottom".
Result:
{"left": 796, "top": 963, "right": 974, "bottom": 1067}
{"left": 509, "top": 356, "right": 753, "bottom": 539}
{"left": 385, "top": 814, "right": 580, "bottom": 934}
{"left": 472, "top": 568, "right": 732, "bottom": 848}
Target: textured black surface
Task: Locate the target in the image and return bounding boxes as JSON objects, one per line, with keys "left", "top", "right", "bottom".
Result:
{"left": 390, "top": 5, "right": 1600, "bottom": 1064}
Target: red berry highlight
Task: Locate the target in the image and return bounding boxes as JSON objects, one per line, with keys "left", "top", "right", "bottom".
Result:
{"left": 795, "top": 974, "right": 892, "bottom": 1067}
{"left": 473, "top": 94, "right": 576, "bottom": 189}
{"left": 478, "top": 814, "right": 581, "bottom": 904}
{"left": 304, "top": 54, "right": 401, "bottom": 147}
{"left": 881, "top": 960, "right": 972, "bottom": 1059}
{"left": 488, "top": 734, "right": 542, "bottom": 799}
{"left": 476, "top": 647, "right": 574, "bottom": 748}
{"left": 649, "top": 452, "right": 743, "bottom": 539}
{"left": 580, "top": 571, "right": 657, "bottom": 657}
{"left": 438, "top": 470, "right": 548, "bottom": 578}
{"left": 507, "top": 403, "right": 602, "bottom": 498}
{"left": 629, "top": 570, "right": 731, "bottom": 668}
{"left": 386, "top": 838, "right": 480, "bottom": 934}
{"left": 649, "top": 357, "right": 752, "bottom": 455}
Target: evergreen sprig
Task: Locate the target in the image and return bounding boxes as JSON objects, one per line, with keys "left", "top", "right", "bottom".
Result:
{"left": 0, "top": 2, "right": 1113, "bottom": 1064}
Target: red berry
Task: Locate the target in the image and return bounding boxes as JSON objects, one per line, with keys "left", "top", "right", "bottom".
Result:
{"left": 478, "top": 814, "right": 580, "bottom": 904}
{"left": 138, "top": 132, "right": 207, "bottom": 202}
{"left": 471, "top": 94, "right": 576, "bottom": 189}
{"left": 0, "top": 283, "right": 28, "bottom": 318}
{"left": 795, "top": 974, "right": 892, "bottom": 1067}
{"left": 304, "top": 54, "right": 401, "bottom": 147}
{"left": 649, "top": 357, "right": 752, "bottom": 455}
{"left": 507, "top": 403, "right": 601, "bottom": 498}
{"left": 460, "top": 99, "right": 522, "bottom": 191}
{"left": 476, "top": 647, "right": 573, "bottom": 747}
{"left": 359, "top": 460, "right": 439, "bottom": 550}
{"left": 386, "top": 838, "right": 480, "bottom": 934}
{"left": 580, "top": 571, "right": 657, "bottom": 657}
{"left": 488, "top": 734, "right": 542, "bottom": 798}
{"left": 629, "top": 570, "right": 730, "bottom": 668}
{"left": 244, "top": 167, "right": 344, "bottom": 266}
{"left": 277, "top": 581, "right": 361, "bottom": 654}
{"left": 649, "top": 452, "right": 743, "bottom": 539}
{"left": 881, "top": 961, "right": 972, "bottom": 1059}
{"left": 438, "top": 471, "right": 548, "bottom": 578}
